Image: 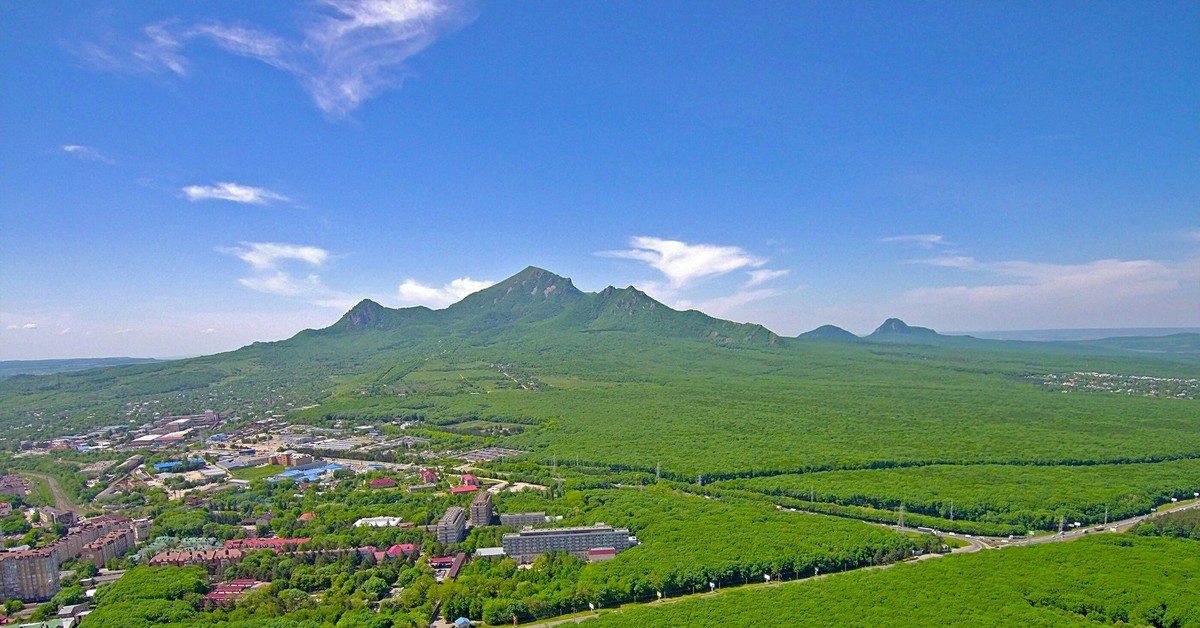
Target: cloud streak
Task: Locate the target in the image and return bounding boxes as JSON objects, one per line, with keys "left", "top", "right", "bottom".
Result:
{"left": 5, "top": 323, "right": 38, "bottom": 331}
{"left": 221, "top": 242, "right": 351, "bottom": 306}
{"left": 82, "top": 1, "right": 474, "bottom": 118}
{"left": 398, "top": 277, "right": 493, "bottom": 308}
{"left": 746, "top": 269, "right": 789, "bottom": 287}
{"left": 62, "top": 144, "right": 115, "bottom": 164}
{"left": 882, "top": 234, "right": 950, "bottom": 248}
{"left": 600, "top": 236, "right": 766, "bottom": 289}
{"left": 183, "top": 182, "right": 289, "bottom": 205}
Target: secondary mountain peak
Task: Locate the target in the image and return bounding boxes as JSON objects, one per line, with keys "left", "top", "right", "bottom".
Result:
{"left": 870, "top": 318, "right": 938, "bottom": 337}
{"left": 798, "top": 324, "right": 860, "bottom": 341}
{"left": 340, "top": 299, "right": 388, "bottom": 328}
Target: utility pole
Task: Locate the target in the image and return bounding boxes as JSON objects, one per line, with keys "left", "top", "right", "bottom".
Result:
{"left": 1104, "top": 507, "right": 1109, "bottom": 527}
{"left": 1059, "top": 515, "right": 1065, "bottom": 537}
{"left": 950, "top": 499, "right": 954, "bottom": 521}
{"left": 656, "top": 462, "right": 661, "bottom": 482}
{"left": 810, "top": 486, "right": 814, "bottom": 502}
{"left": 697, "top": 473, "right": 703, "bottom": 487}
{"left": 898, "top": 503, "right": 906, "bottom": 528}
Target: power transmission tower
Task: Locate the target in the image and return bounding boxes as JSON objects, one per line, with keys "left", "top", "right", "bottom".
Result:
{"left": 898, "top": 503, "right": 906, "bottom": 528}
{"left": 656, "top": 461, "right": 661, "bottom": 482}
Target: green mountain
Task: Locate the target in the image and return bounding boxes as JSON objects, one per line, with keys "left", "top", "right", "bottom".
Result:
{"left": 797, "top": 325, "right": 859, "bottom": 341}
{"left": 868, "top": 318, "right": 941, "bottom": 339}
{"left": 1, "top": 265, "right": 1196, "bottom": 446}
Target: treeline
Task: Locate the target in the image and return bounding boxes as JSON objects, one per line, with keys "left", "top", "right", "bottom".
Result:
{"left": 1132, "top": 509, "right": 1200, "bottom": 540}
{"left": 717, "top": 459, "right": 1200, "bottom": 530}
{"left": 584, "top": 535, "right": 1200, "bottom": 628}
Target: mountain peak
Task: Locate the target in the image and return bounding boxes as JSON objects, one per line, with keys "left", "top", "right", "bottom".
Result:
{"left": 870, "top": 318, "right": 938, "bottom": 336}
{"left": 341, "top": 299, "right": 387, "bottom": 328}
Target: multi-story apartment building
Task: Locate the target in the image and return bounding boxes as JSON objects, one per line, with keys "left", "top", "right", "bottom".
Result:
{"left": 436, "top": 507, "right": 465, "bottom": 545}
{"left": 469, "top": 491, "right": 493, "bottom": 527}
{"left": 81, "top": 528, "right": 136, "bottom": 568}
{"left": 502, "top": 523, "right": 634, "bottom": 564}
{"left": 499, "top": 512, "right": 547, "bottom": 528}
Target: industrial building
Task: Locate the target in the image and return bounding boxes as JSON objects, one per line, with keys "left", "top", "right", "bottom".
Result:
{"left": 501, "top": 523, "right": 634, "bottom": 564}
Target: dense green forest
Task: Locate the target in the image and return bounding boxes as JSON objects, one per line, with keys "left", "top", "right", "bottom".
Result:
{"left": 717, "top": 459, "right": 1200, "bottom": 530}
{"left": 583, "top": 535, "right": 1200, "bottom": 628}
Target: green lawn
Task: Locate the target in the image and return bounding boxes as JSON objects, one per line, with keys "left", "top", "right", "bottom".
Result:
{"left": 229, "top": 464, "right": 284, "bottom": 481}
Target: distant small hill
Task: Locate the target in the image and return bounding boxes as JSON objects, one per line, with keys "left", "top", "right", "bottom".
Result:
{"left": 0, "top": 357, "right": 161, "bottom": 380}
{"left": 797, "top": 325, "right": 860, "bottom": 341}
{"left": 869, "top": 318, "right": 939, "bottom": 338}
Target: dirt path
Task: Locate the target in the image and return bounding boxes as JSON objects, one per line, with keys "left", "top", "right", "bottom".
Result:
{"left": 20, "top": 471, "right": 76, "bottom": 511}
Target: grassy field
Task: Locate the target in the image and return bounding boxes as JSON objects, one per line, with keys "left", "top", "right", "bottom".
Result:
{"left": 229, "top": 464, "right": 284, "bottom": 482}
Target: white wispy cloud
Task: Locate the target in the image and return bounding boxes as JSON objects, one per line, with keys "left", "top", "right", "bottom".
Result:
{"left": 5, "top": 323, "right": 38, "bottom": 331}
{"left": 223, "top": 242, "right": 329, "bottom": 271}
{"left": 881, "top": 234, "right": 950, "bottom": 248}
{"left": 114, "top": 328, "right": 133, "bottom": 335}
{"left": 58, "top": 328, "right": 72, "bottom": 336}
{"left": 220, "top": 241, "right": 358, "bottom": 309}
{"left": 200, "top": 328, "right": 216, "bottom": 334}
{"left": 81, "top": 1, "right": 474, "bottom": 118}
{"left": 183, "top": 182, "right": 289, "bottom": 205}
{"left": 1185, "top": 229, "right": 1200, "bottom": 242}
{"left": 397, "top": 277, "right": 493, "bottom": 308}
{"left": 61, "top": 144, "right": 115, "bottom": 164}
{"left": 908, "top": 255, "right": 977, "bottom": 268}
{"left": 746, "top": 269, "right": 789, "bottom": 287}
{"left": 600, "top": 236, "right": 766, "bottom": 289}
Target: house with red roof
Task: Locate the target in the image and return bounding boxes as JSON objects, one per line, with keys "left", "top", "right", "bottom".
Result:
{"left": 369, "top": 478, "right": 396, "bottom": 489}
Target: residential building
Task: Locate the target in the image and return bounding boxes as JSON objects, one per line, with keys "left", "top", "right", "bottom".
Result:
{"left": 224, "top": 537, "right": 310, "bottom": 552}
{"left": 500, "top": 512, "right": 547, "bottom": 529}
{"left": 502, "top": 523, "right": 635, "bottom": 564}
{"left": 81, "top": 528, "right": 135, "bottom": 568}
{"left": 0, "top": 502, "right": 11, "bottom": 517}
{"left": 0, "top": 549, "right": 58, "bottom": 601}
{"left": 148, "top": 548, "right": 245, "bottom": 573}
{"left": 469, "top": 491, "right": 492, "bottom": 527}
{"left": 436, "top": 507, "right": 466, "bottom": 545}
{"left": 39, "top": 508, "right": 77, "bottom": 527}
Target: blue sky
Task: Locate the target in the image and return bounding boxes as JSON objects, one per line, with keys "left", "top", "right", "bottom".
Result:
{"left": 2, "top": 1, "right": 1197, "bottom": 359}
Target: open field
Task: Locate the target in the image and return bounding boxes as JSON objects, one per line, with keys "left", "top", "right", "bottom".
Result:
{"left": 228, "top": 464, "right": 285, "bottom": 482}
